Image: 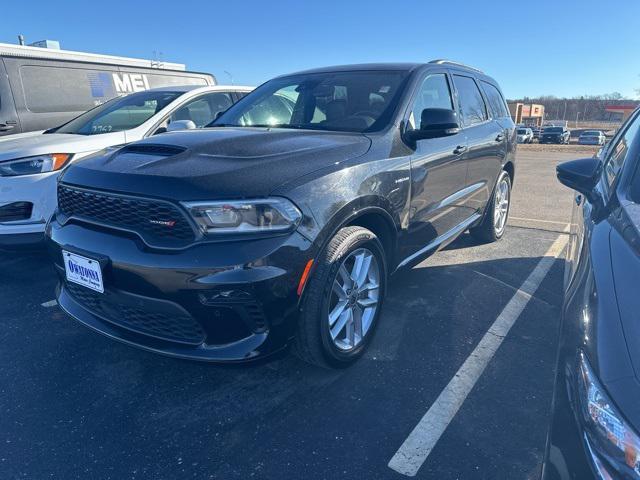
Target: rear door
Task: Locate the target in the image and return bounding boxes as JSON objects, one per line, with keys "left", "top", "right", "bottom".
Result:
{"left": 401, "top": 69, "right": 469, "bottom": 260}
{"left": 0, "top": 58, "right": 20, "bottom": 136}
{"left": 451, "top": 73, "right": 504, "bottom": 217}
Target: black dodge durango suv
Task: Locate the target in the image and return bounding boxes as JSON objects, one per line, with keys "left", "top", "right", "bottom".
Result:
{"left": 46, "top": 61, "right": 516, "bottom": 367}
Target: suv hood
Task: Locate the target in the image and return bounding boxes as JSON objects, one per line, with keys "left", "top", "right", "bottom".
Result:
{"left": 0, "top": 132, "right": 122, "bottom": 162}
{"left": 60, "top": 128, "right": 372, "bottom": 200}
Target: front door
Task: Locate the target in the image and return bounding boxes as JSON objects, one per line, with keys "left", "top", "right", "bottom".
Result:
{"left": 401, "top": 71, "right": 470, "bottom": 262}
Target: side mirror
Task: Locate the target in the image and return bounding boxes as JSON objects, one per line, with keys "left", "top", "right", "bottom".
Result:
{"left": 166, "top": 119, "right": 196, "bottom": 132}
{"left": 405, "top": 108, "right": 461, "bottom": 143}
{"left": 556, "top": 157, "right": 602, "bottom": 203}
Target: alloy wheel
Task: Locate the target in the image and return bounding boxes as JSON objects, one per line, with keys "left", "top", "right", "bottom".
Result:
{"left": 327, "top": 248, "right": 380, "bottom": 351}
{"left": 493, "top": 176, "right": 510, "bottom": 235}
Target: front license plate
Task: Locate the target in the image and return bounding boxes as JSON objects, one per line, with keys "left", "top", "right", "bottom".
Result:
{"left": 63, "top": 250, "right": 104, "bottom": 293}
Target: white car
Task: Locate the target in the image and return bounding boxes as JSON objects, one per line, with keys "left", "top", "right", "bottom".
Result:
{"left": 516, "top": 127, "right": 533, "bottom": 144}
{"left": 578, "top": 130, "right": 606, "bottom": 146}
{"left": 0, "top": 85, "right": 252, "bottom": 246}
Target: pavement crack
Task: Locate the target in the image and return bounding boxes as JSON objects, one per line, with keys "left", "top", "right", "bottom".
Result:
{"left": 467, "top": 268, "right": 554, "bottom": 308}
{"left": 508, "top": 224, "right": 570, "bottom": 235}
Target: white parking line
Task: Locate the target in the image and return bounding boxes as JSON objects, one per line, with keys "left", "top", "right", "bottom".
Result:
{"left": 387, "top": 229, "right": 569, "bottom": 477}
{"left": 41, "top": 300, "right": 57, "bottom": 308}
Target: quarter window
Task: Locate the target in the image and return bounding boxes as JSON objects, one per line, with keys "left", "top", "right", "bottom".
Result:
{"left": 408, "top": 73, "right": 453, "bottom": 129}
{"left": 604, "top": 111, "right": 640, "bottom": 187}
{"left": 481, "top": 81, "right": 509, "bottom": 119}
{"left": 453, "top": 75, "right": 488, "bottom": 126}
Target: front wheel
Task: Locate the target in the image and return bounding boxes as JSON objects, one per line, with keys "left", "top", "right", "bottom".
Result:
{"left": 294, "top": 226, "right": 386, "bottom": 368}
{"left": 470, "top": 170, "right": 511, "bottom": 243}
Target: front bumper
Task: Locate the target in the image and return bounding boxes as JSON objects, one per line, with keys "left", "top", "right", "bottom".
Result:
{"left": 0, "top": 171, "right": 59, "bottom": 242}
{"left": 540, "top": 136, "right": 563, "bottom": 144}
{"left": 46, "top": 216, "right": 316, "bottom": 362}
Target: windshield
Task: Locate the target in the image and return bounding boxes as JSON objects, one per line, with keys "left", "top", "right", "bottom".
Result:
{"left": 517, "top": 129, "right": 527, "bottom": 134}
{"left": 544, "top": 127, "right": 563, "bottom": 133}
{"left": 52, "top": 90, "right": 182, "bottom": 135}
{"left": 582, "top": 131, "right": 600, "bottom": 136}
{"left": 212, "top": 70, "right": 409, "bottom": 133}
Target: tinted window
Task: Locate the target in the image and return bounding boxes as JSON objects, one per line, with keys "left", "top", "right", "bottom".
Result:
{"left": 215, "top": 71, "right": 409, "bottom": 133}
{"left": 604, "top": 111, "right": 640, "bottom": 187}
{"left": 54, "top": 90, "right": 181, "bottom": 135}
{"left": 170, "top": 92, "right": 234, "bottom": 127}
{"left": 453, "top": 75, "right": 487, "bottom": 126}
{"left": 481, "top": 81, "right": 509, "bottom": 119}
{"left": 408, "top": 73, "right": 453, "bottom": 129}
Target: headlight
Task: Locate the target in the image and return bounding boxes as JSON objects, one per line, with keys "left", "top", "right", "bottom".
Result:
{"left": 0, "top": 153, "right": 72, "bottom": 177}
{"left": 182, "top": 198, "right": 302, "bottom": 235}
{"left": 578, "top": 352, "right": 640, "bottom": 478}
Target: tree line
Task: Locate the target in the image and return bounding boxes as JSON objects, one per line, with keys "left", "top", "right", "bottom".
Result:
{"left": 507, "top": 93, "right": 639, "bottom": 122}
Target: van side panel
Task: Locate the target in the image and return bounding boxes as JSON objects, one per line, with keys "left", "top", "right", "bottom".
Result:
{"left": 0, "top": 58, "right": 20, "bottom": 136}
{"left": 1, "top": 56, "right": 215, "bottom": 133}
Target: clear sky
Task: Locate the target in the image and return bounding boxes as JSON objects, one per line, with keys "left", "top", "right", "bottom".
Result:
{"left": 3, "top": 0, "right": 639, "bottom": 100}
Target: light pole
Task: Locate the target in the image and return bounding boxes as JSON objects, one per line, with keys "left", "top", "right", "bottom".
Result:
{"left": 224, "top": 71, "right": 234, "bottom": 85}
{"left": 575, "top": 111, "right": 581, "bottom": 127}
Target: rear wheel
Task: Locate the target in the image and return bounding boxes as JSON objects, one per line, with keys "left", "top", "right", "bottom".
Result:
{"left": 294, "top": 226, "right": 386, "bottom": 368}
{"left": 470, "top": 170, "right": 511, "bottom": 243}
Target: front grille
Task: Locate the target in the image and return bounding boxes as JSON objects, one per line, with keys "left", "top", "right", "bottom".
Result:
{"left": 57, "top": 185, "right": 195, "bottom": 247}
{"left": 65, "top": 282, "right": 206, "bottom": 345}
{"left": 0, "top": 201, "right": 33, "bottom": 222}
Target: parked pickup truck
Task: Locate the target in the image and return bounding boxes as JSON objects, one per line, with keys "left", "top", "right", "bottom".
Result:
{"left": 540, "top": 126, "right": 570, "bottom": 144}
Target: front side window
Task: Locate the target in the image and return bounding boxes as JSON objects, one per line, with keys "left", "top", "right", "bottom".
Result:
{"left": 407, "top": 73, "right": 453, "bottom": 129}
{"left": 214, "top": 70, "right": 409, "bottom": 133}
{"left": 453, "top": 75, "right": 487, "bottom": 126}
{"left": 604, "top": 111, "right": 640, "bottom": 187}
{"left": 169, "top": 92, "right": 234, "bottom": 127}
{"left": 54, "top": 90, "right": 181, "bottom": 135}
{"left": 481, "top": 81, "right": 509, "bottom": 119}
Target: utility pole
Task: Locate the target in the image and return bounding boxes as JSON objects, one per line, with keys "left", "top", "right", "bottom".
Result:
{"left": 224, "top": 71, "right": 234, "bottom": 85}
{"left": 576, "top": 111, "right": 581, "bottom": 127}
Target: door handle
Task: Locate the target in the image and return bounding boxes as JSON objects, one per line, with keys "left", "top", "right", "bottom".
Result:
{"left": 453, "top": 145, "right": 467, "bottom": 155}
{"left": 0, "top": 124, "right": 15, "bottom": 132}
{"left": 495, "top": 133, "right": 505, "bottom": 142}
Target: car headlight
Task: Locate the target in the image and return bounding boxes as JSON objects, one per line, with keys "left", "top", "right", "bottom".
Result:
{"left": 578, "top": 352, "right": 640, "bottom": 478}
{"left": 0, "top": 153, "right": 72, "bottom": 177}
{"left": 182, "top": 198, "right": 302, "bottom": 235}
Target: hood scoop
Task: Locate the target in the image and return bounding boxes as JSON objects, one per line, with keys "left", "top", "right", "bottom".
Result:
{"left": 119, "top": 144, "right": 186, "bottom": 156}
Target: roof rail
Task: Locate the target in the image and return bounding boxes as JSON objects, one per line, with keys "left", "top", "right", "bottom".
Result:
{"left": 428, "top": 59, "right": 484, "bottom": 74}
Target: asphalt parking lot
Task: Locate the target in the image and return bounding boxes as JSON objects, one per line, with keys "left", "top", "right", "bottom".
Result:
{"left": 0, "top": 147, "right": 593, "bottom": 480}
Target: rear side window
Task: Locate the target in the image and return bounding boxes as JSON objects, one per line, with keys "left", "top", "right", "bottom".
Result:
{"left": 408, "top": 73, "right": 453, "bottom": 129}
{"left": 453, "top": 75, "right": 487, "bottom": 126}
{"left": 604, "top": 111, "right": 640, "bottom": 188}
{"left": 481, "top": 81, "right": 509, "bottom": 119}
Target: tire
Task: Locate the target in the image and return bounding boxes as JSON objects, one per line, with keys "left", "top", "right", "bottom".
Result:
{"left": 470, "top": 170, "right": 512, "bottom": 243}
{"left": 293, "top": 226, "right": 386, "bottom": 368}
